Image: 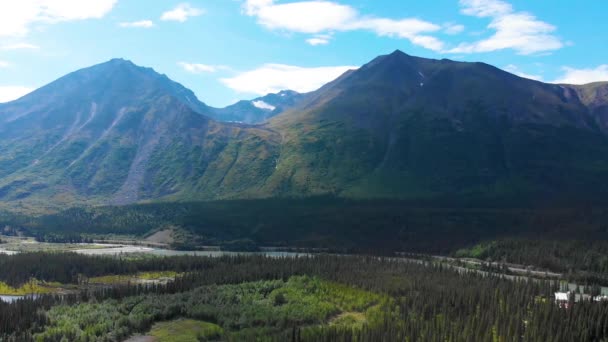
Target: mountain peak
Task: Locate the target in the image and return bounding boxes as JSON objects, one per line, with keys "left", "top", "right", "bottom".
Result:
{"left": 389, "top": 49, "right": 409, "bottom": 57}
{"left": 96, "top": 58, "right": 156, "bottom": 74}
{"left": 95, "top": 58, "right": 141, "bottom": 72}
{"left": 4, "top": 57, "right": 211, "bottom": 118}
{"left": 106, "top": 57, "right": 133, "bottom": 64}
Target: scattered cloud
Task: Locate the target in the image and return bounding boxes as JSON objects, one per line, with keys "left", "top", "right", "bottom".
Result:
{"left": 1, "top": 42, "right": 39, "bottom": 50}
{"left": 553, "top": 65, "right": 608, "bottom": 84}
{"left": 0, "top": 86, "right": 34, "bottom": 103}
{"left": 461, "top": 0, "right": 512, "bottom": 17}
{"left": 306, "top": 37, "right": 329, "bottom": 46}
{"left": 243, "top": 0, "right": 444, "bottom": 51}
{"left": 178, "top": 62, "right": 229, "bottom": 73}
{"left": 245, "top": 1, "right": 356, "bottom": 33}
{"left": 503, "top": 64, "right": 543, "bottom": 81}
{"left": 443, "top": 23, "right": 465, "bottom": 35}
{"left": 0, "top": 0, "right": 117, "bottom": 37}
{"left": 221, "top": 63, "right": 357, "bottom": 95}
{"left": 448, "top": 0, "right": 563, "bottom": 55}
{"left": 0, "top": 60, "right": 9, "bottom": 68}
{"left": 119, "top": 20, "right": 154, "bottom": 28}
{"left": 306, "top": 34, "right": 331, "bottom": 46}
{"left": 161, "top": 3, "right": 204, "bottom": 22}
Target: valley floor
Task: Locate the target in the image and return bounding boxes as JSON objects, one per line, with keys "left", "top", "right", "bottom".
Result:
{"left": 1, "top": 253, "right": 607, "bottom": 341}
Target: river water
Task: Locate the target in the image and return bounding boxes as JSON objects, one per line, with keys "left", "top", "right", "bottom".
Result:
{"left": 72, "top": 245, "right": 309, "bottom": 258}
{"left": 0, "top": 248, "right": 18, "bottom": 255}
{"left": 0, "top": 294, "right": 39, "bottom": 303}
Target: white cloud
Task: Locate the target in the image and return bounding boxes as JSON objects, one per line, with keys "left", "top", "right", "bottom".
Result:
{"left": 243, "top": 0, "right": 444, "bottom": 51}
{"left": 178, "top": 62, "right": 229, "bottom": 73}
{"left": 1, "top": 42, "right": 39, "bottom": 50}
{"left": 161, "top": 3, "right": 204, "bottom": 22}
{"left": 353, "top": 18, "right": 444, "bottom": 51}
{"left": 503, "top": 64, "right": 543, "bottom": 81}
{"left": 444, "top": 23, "right": 465, "bottom": 35}
{"left": 0, "top": 86, "right": 34, "bottom": 103}
{"left": 0, "top": 0, "right": 117, "bottom": 37}
{"left": 448, "top": 0, "right": 563, "bottom": 55}
{"left": 252, "top": 100, "right": 276, "bottom": 111}
{"left": 553, "top": 65, "right": 608, "bottom": 85}
{"left": 0, "top": 61, "right": 9, "bottom": 68}
{"left": 248, "top": 1, "right": 356, "bottom": 33}
{"left": 306, "top": 37, "right": 329, "bottom": 46}
{"left": 119, "top": 20, "right": 154, "bottom": 28}
{"left": 221, "top": 63, "right": 356, "bottom": 95}
{"left": 460, "top": 0, "right": 512, "bottom": 17}
{"left": 306, "top": 34, "right": 331, "bottom": 46}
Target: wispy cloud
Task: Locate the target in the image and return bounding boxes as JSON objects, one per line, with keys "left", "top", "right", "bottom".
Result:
{"left": 221, "top": 63, "right": 356, "bottom": 95}
{"left": 553, "top": 65, "right": 608, "bottom": 84}
{"left": 448, "top": 0, "right": 563, "bottom": 55}
{"left": 0, "top": 0, "right": 117, "bottom": 37}
{"left": 0, "top": 86, "right": 34, "bottom": 103}
{"left": 243, "top": 0, "right": 445, "bottom": 51}
{"left": 161, "top": 3, "right": 205, "bottom": 22}
{"left": 443, "top": 23, "right": 465, "bottom": 35}
{"left": 1, "top": 43, "right": 39, "bottom": 50}
{"left": 0, "top": 60, "right": 9, "bottom": 68}
{"left": 306, "top": 34, "right": 331, "bottom": 46}
{"left": 119, "top": 20, "right": 154, "bottom": 28}
{"left": 178, "top": 62, "right": 229, "bottom": 74}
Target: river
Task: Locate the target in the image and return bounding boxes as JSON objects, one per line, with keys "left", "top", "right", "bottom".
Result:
{"left": 72, "top": 245, "right": 309, "bottom": 257}
{"left": 0, "top": 248, "right": 18, "bottom": 255}
{"left": 0, "top": 294, "right": 39, "bottom": 303}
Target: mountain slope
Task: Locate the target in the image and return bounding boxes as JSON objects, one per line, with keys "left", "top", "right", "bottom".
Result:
{"left": 0, "top": 59, "right": 279, "bottom": 207}
{"left": 208, "top": 90, "right": 303, "bottom": 124}
{"left": 567, "top": 82, "right": 608, "bottom": 128}
{"left": 264, "top": 50, "right": 608, "bottom": 200}
{"left": 1, "top": 52, "right": 608, "bottom": 208}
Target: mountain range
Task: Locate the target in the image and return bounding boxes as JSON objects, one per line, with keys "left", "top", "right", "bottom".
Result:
{"left": 1, "top": 50, "right": 607, "bottom": 208}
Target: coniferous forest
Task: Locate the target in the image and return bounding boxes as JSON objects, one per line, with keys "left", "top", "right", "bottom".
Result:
{"left": 0, "top": 253, "right": 608, "bottom": 341}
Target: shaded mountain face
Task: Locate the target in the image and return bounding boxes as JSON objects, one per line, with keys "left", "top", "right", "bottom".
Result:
{"left": 208, "top": 90, "right": 303, "bottom": 124}
{"left": 0, "top": 59, "right": 279, "bottom": 206}
{"left": 1, "top": 52, "right": 608, "bottom": 207}
{"left": 568, "top": 82, "right": 608, "bottom": 129}
{"left": 265, "top": 50, "right": 608, "bottom": 201}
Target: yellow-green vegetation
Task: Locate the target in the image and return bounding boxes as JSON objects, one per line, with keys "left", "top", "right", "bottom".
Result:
{"left": 149, "top": 319, "right": 223, "bottom": 342}
{"left": 89, "top": 271, "right": 178, "bottom": 284}
{"left": 330, "top": 311, "right": 367, "bottom": 328}
{"left": 454, "top": 241, "right": 496, "bottom": 259}
{"left": 138, "top": 271, "right": 178, "bottom": 280}
{"left": 0, "top": 280, "right": 60, "bottom": 295}
{"left": 36, "top": 275, "right": 385, "bottom": 341}
{"left": 87, "top": 275, "right": 132, "bottom": 284}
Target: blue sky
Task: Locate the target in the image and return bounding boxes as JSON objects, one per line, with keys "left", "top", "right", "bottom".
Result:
{"left": 0, "top": 0, "right": 607, "bottom": 107}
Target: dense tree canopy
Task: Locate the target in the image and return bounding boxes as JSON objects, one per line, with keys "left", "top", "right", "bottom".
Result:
{"left": 0, "top": 254, "right": 607, "bottom": 341}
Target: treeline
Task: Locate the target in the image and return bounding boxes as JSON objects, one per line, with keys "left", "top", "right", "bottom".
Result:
{"left": 0, "top": 253, "right": 220, "bottom": 287}
{"left": 456, "top": 239, "right": 608, "bottom": 282}
{"left": 1, "top": 254, "right": 608, "bottom": 341}
{"left": 2, "top": 198, "right": 608, "bottom": 254}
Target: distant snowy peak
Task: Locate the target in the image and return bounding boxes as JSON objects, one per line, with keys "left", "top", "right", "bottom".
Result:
{"left": 208, "top": 89, "right": 303, "bottom": 124}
